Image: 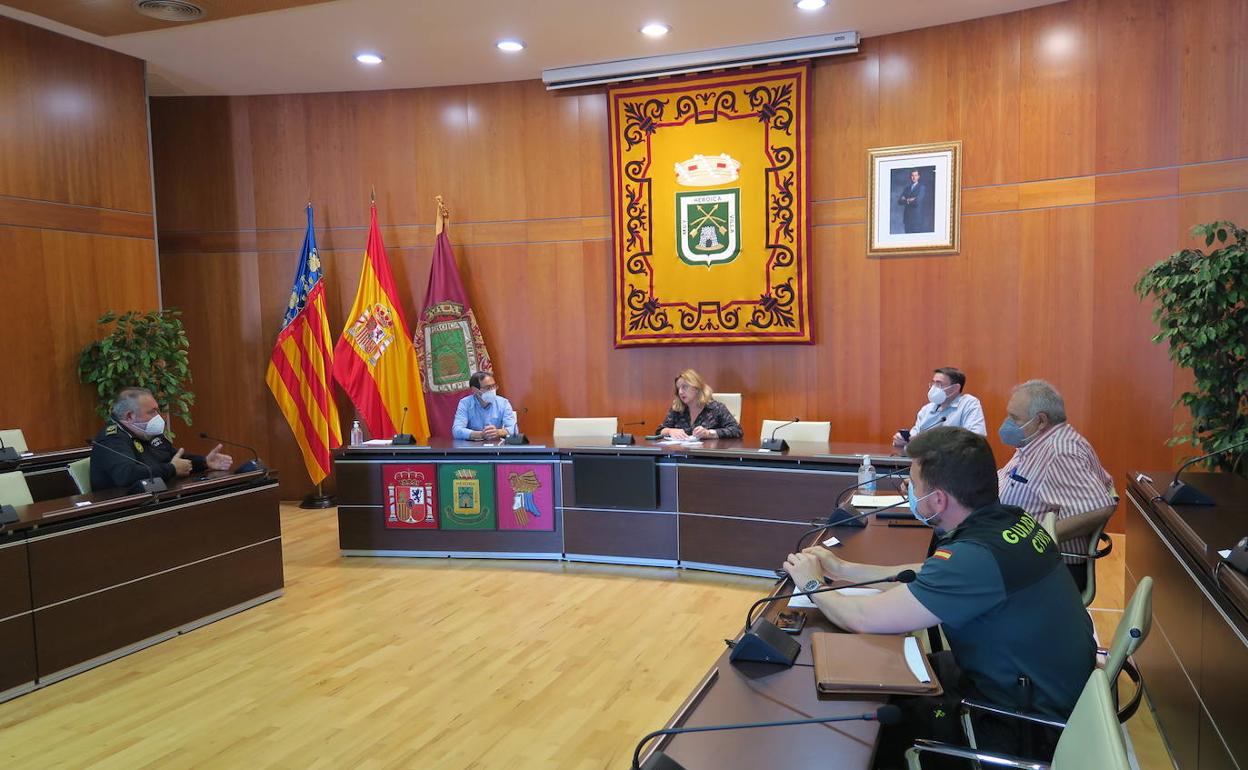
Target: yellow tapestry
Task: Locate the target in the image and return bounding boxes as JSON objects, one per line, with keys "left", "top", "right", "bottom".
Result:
{"left": 609, "top": 64, "right": 811, "bottom": 346}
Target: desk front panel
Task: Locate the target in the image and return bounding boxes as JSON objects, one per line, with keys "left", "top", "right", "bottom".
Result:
{"left": 27, "top": 484, "right": 282, "bottom": 607}
{"left": 0, "top": 538, "right": 35, "bottom": 694}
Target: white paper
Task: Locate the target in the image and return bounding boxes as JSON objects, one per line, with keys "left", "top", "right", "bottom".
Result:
{"left": 904, "top": 636, "right": 931, "bottom": 683}
{"left": 362, "top": 439, "right": 394, "bottom": 446}
{"left": 73, "top": 501, "right": 92, "bottom": 508}
{"left": 787, "top": 585, "right": 880, "bottom": 607}
{"left": 20, "top": 451, "right": 34, "bottom": 457}
{"left": 658, "top": 438, "right": 702, "bottom": 446}
{"left": 1219, "top": 549, "right": 1232, "bottom": 559}
{"left": 851, "top": 494, "right": 905, "bottom": 508}
{"left": 822, "top": 536, "right": 841, "bottom": 547}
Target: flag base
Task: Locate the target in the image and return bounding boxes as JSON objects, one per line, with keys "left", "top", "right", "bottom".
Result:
{"left": 300, "top": 491, "right": 336, "bottom": 509}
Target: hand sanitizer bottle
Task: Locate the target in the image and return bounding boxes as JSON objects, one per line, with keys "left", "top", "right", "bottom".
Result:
{"left": 350, "top": 420, "right": 364, "bottom": 447}
{"left": 858, "top": 455, "right": 877, "bottom": 495}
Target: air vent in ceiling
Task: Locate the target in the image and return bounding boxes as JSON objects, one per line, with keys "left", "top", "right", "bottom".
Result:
{"left": 133, "top": 0, "right": 204, "bottom": 22}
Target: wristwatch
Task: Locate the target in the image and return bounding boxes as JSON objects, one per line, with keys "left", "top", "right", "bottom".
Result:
{"left": 800, "top": 579, "right": 821, "bottom": 593}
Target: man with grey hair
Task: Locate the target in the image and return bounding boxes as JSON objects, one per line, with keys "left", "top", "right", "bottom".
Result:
{"left": 997, "top": 379, "right": 1115, "bottom": 590}
{"left": 90, "top": 387, "right": 232, "bottom": 492}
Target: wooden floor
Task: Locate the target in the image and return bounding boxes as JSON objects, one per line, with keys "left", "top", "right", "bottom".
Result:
{"left": 0, "top": 506, "right": 1176, "bottom": 769}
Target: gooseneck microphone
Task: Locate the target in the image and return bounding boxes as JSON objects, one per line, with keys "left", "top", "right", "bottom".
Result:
{"left": 631, "top": 705, "right": 903, "bottom": 770}
{"left": 613, "top": 420, "right": 647, "bottom": 446}
{"left": 793, "top": 493, "right": 920, "bottom": 552}
{"left": 0, "top": 432, "right": 19, "bottom": 464}
{"left": 504, "top": 406, "right": 531, "bottom": 445}
{"left": 89, "top": 439, "right": 168, "bottom": 494}
{"left": 1161, "top": 437, "right": 1248, "bottom": 505}
{"left": 392, "top": 406, "right": 416, "bottom": 445}
{"left": 730, "top": 570, "right": 918, "bottom": 667}
{"left": 199, "top": 432, "right": 262, "bottom": 473}
{"left": 761, "top": 417, "right": 798, "bottom": 452}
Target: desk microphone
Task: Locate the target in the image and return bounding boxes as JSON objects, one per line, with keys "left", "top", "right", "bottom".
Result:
{"left": 504, "top": 406, "right": 530, "bottom": 445}
{"left": 730, "top": 570, "right": 918, "bottom": 666}
{"left": 89, "top": 439, "right": 167, "bottom": 494}
{"left": 392, "top": 406, "right": 416, "bottom": 445}
{"left": 793, "top": 493, "right": 920, "bottom": 552}
{"left": 632, "top": 705, "right": 903, "bottom": 770}
{"left": 761, "top": 417, "right": 798, "bottom": 452}
{"left": 0, "top": 432, "right": 18, "bottom": 464}
{"left": 199, "top": 432, "right": 263, "bottom": 473}
{"left": 613, "top": 420, "right": 647, "bottom": 446}
{"left": 826, "top": 465, "right": 911, "bottom": 529}
{"left": 1160, "top": 437, "right": 1248, "bottom": 506}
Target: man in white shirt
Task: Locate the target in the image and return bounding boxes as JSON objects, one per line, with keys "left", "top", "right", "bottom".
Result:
{"left": 893, "top": 367, "right": 987, "bottom": 447}
{"left": 997, "top": 379, "right": 1116, "bottom": 590}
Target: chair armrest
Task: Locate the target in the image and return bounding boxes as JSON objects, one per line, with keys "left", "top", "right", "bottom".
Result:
{"left": 961, "top": 698, "right": 1067, "bottom": 730}
{"left": 1054, "top": 505, "right": 1116, "bottom": 543}
{"left": 1060, "top": 532, "right": 1113, "bottom": 560}
{"left": 907, "top": 739, "right": 1050, "bottom": 769}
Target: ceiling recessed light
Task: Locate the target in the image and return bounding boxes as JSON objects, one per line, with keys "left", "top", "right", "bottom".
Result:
{"left": 796, "top": 0, "right": 827, "bottom": 10}
{"left": 355, "top": 53, "right": 383, "bottom": 65}
{"left": 496, "top": 39, "right": 525, "bottom": 52}
{"left": 641, "top": 23, "right": 670, "bottom": 37}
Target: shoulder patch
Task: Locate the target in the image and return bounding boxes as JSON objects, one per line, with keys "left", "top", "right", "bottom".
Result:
{"left": 133, "top": 440, "right": 144, "bottom": 454}
{"left": 933, "top": 548, "right": 953, "bottom": 560}
{"left": 105, "top": 424, "right": 119, "bottom": 435}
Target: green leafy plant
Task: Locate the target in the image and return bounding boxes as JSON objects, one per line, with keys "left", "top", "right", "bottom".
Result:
{"left": 1135, "top": 221, "right": 1247, "bottom": 472}
{"left": 78, "top": 309, "right": 195, "bottom": 428}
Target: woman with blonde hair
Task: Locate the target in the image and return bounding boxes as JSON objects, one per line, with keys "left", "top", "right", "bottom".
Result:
{"left": 656, "top": 369, "right": 743, "bottom": 440}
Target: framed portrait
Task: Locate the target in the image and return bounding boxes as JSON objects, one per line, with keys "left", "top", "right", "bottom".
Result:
{"left": 866, "top": 141, "right": 961, "bottom": 256}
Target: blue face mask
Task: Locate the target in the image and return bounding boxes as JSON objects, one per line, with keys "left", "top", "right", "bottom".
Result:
{"left": 478, "top": 388, "right": 497, "bottom": 406}
{"left": 999, "top": 415, "right": 1038, "bottom": 448}
{"left": 907, "top": 484, "right": 938, "bottom": 524}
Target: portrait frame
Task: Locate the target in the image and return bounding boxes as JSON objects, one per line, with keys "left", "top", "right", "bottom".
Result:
{"left": 866, "top": 141, "right": 961, "bottom": 257}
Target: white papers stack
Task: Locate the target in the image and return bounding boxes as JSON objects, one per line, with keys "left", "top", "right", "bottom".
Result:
{"left": 851, "top": 494, "right": 905, "bottom": 508}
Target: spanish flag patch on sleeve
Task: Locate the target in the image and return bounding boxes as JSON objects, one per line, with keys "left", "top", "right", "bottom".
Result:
{"left": 933, "top": 548, "right": 953, "bottom": 560}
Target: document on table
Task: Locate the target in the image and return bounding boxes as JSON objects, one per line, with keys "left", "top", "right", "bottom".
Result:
{"left": 851, "top": 494, "right": 905, "bottom": 508}
{"left": 657, "top": 438, "right": 702, "bottom": 446}
{"left": 788, "top": 586, "right": 880, "bottom": 608}
{"left": 362, "top": 439, "right": 394, "bottom": 446}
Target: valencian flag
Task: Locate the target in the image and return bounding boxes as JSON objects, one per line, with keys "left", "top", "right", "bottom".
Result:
{"left": 414, "top": 197, "right": 494, "bottom": 437}
{"left": 265, "top": 204, "right": 342, "bottom": 484}
{"left": 333, "top": 201, "right": 431, "bottom": 441}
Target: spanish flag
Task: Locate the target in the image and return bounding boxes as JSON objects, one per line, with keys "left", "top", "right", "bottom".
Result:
{"left": 332, "top": 202, "right": 430, "bottom": 441}
{"left": 265, "top": 204, "right": 342, "bottom": 484}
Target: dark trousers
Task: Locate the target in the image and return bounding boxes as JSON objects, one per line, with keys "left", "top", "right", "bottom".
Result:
{"left": 873, "top": 651, "right": 1061, "bottom": 770}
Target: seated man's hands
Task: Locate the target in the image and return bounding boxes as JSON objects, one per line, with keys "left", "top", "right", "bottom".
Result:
{"left": 171, "top": 448, "right": 193, "bottom": 477}
{"left": 802, "top": 545, "right": 850, "bottom": 580}
{"left": 784, "top": 551, "right": 824, "bottom": 589}
{"left": 891, "top": 431, "right": 908, "bottom": 448}
{"left": 205, "top": 443, "right": 233, "bottom": 471}
{"left": 482, "top": 425, "right": 501, "bottom": 441}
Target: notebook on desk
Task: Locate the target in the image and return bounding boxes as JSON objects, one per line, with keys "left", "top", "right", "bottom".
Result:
{"left": 810, "top": 633, "right": 942, "bottom": 696}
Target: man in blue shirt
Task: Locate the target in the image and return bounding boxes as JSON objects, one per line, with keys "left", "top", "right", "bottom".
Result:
{"left": 451, "top": 371, "right": 518, "bottom": 441}
{"left": 893, "top": 366, "right": 986, "bottom": 447}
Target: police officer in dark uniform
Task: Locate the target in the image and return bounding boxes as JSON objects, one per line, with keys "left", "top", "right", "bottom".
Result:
{"left": 91, "top": 387, "right": 233, "bottom": 492}
{"left": 783, "top": 426, "right": 1094, "bottom": 766}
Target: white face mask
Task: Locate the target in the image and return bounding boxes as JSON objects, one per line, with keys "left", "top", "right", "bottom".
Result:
{"left": 927, "top": 384, "right": 950, "bottom": 406}
{"left": 478, "top": 389, "right": 497, "bottom": 406}
{"left": 131, "top": 414, "right": 165, "bottom": 437}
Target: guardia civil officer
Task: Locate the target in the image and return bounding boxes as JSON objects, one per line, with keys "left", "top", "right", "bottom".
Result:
{"left": 90, "top": 387, "right": 233, "bottom": 492}
{"left": 782, "top": 426, "right": 1094, "bottom": 765}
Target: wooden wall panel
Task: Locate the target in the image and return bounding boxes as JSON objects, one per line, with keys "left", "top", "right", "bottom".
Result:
{"left": 151, "top": 0, "right": 1248, "bottom": 503}
{"left": 0, "top": 16, "right": 158, "bottom": 452}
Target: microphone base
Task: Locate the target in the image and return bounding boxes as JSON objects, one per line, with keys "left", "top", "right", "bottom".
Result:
{"left": 391, "top": 434, "right": 417, "bottom": 446}
{"left": 827, "top": 505, "right": 868, "bottom": 528}
{"left": 134, "top": 477, "right": 168, "bottom": 494}
{"left": 729, "top": 618, "right": 801, "bottom": 667}
{"left": 0, "top": 504, "right": 17, "bottom": 525}
{"left": 640, "top": 751, "right": 688, "bottom": 770}
{"left": 504, "top": 433, "right": 530, "bottom": 445}
{"left": 0, "top": 447, "right": 19, "bottom": 463}
{"left": 611, "top": 433, "right": 636, "bottom": 446}
{"left": 759, "top": 438, "right": 789, "bottom": 452}
{"left": 1161, "top": 480, "right": 1215, "bottom": 506}
{"left": 236, "top": 459, "right": 265, "bottom": 474}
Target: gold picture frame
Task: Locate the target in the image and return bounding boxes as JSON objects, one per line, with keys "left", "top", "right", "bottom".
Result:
{"left": 866, "top": 140, "right": 962, "bottom": 256}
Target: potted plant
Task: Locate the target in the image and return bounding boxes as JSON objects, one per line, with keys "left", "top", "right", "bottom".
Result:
{"left": 78, "top": 309, "right": 195, "bottom": 431}
{"left": 1135, "top": 220, "right": 1247, "bottom": 473}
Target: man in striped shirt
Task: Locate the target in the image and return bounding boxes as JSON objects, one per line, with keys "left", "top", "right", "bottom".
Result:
{"left": 997, "top": 380, "right": 1115, "bottom": 591}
